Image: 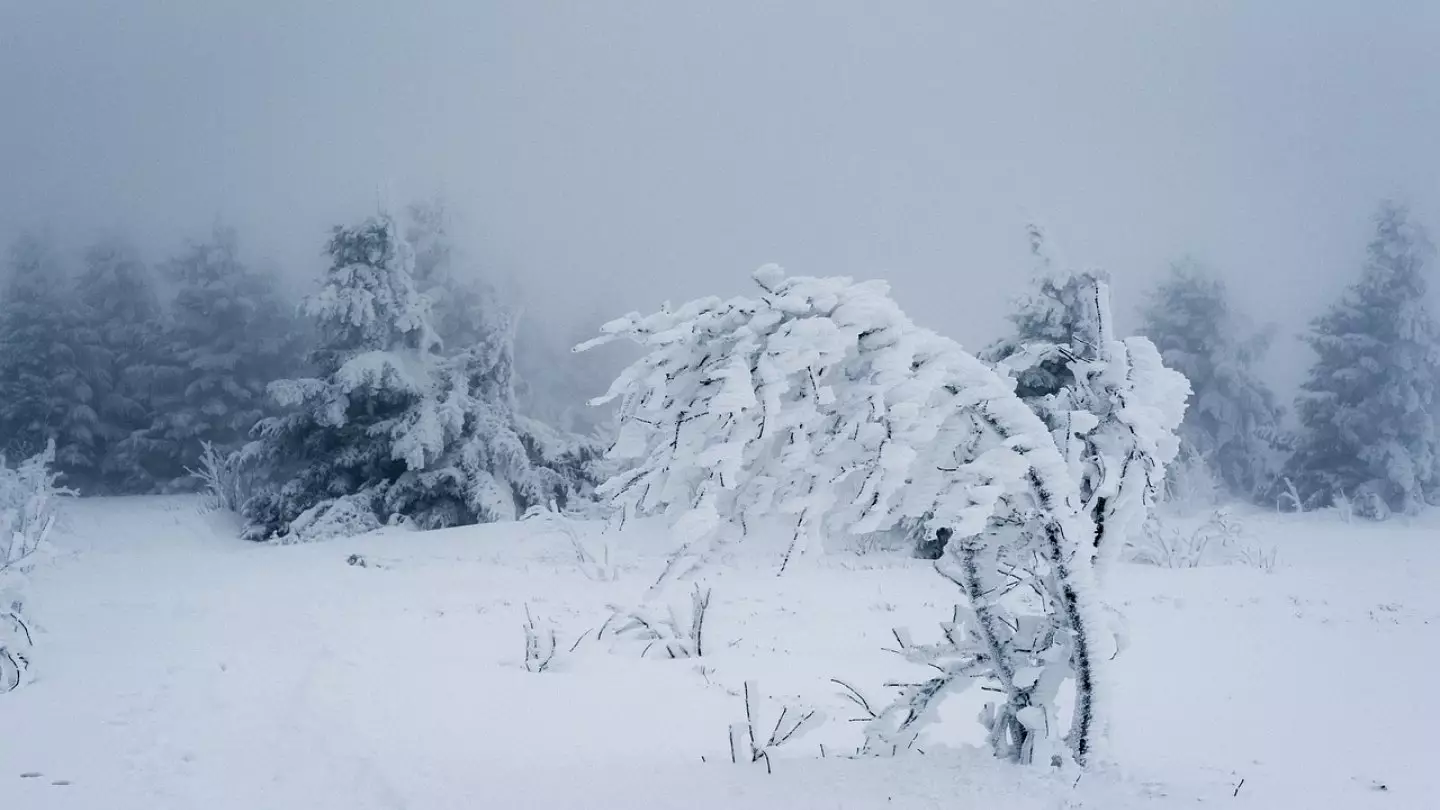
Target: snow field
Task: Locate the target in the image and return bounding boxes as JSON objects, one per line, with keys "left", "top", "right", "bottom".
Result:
{"left": 2, "top": 496, "right": 1437, "bottom": 808}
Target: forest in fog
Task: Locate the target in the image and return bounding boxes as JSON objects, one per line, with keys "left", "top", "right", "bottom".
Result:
{"left": 3, "top": 196, "right": 1438, "bottom": 538}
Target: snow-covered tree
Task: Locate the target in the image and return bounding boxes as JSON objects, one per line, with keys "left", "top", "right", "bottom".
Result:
{"left": 515, "top": 305, "right": 630, "bottom": 436}
{"left": 405, "top": 197, "right": 622, "bottom": 438}
{"left": 128, "top": 225, "right": 304, "bottom": 489}
{"left": 1284, "top": 202, "right": 1440, "bottom": 517}
{"left": 381, "top": 302, "right": 602, "bottom": 530}
{"left": 0, "top": 235, "right": 102, "bottom": 484}
{"left": 404, "top": 198, "right": 495, "bottom": 351}
{"left": 0, "top": 440, "right": 66, "bottom": 693}
{"left": 580, "top": 264, "right": 1161, "bottom": 766}
{"left": 1139, "top": 260, "right": 1285, "bottom": 502}
{"left": 77, "top": 237, "right": 168, "bottom": 493}
{"left": 241, "top": 214, "right": 446, "bottom": 539}
{"left": 983, "top": 226, "right": 1189, "bottom": 569}
{"left": 242, "top": 214, "right": 598, "bottom": 540}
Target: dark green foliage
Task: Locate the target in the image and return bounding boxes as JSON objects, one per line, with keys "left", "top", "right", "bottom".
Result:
{"left": 75, "top": 237, "right": 167, "bottom": 493}
{"left": 128, "top": 225, "right": 304, "bottom": 489}
{"left": 0, "top": 235, "right": 102, "bottom": 482}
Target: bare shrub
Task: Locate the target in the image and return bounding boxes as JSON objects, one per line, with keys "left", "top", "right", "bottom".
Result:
{"left": 728, "top": 681, "right": 826, "bottom": 772}
{"left": 523, "top": 605, "right": 559, "bottom": 673}
{"left": 1130, "top": 509, "right": 1277, "bottom": 571}
{"left": 522, "top": 502, "right": 616, "bottom": 581}
{"left": 601, "top": 586, "right": 712, "bottom": 659}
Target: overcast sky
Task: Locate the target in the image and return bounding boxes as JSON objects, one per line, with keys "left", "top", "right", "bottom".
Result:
{"left": 3, "top": 1, "right": 1438, "bottom": 389}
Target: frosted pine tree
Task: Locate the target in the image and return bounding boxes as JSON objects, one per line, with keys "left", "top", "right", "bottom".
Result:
{"left": 242, "top": 214, "right": 445, "bottom": 540}
{"left": 242, "top": 214, "right": 596, "bottom": 539}
{"left": 581, "top": 264, "right": 1149, "bottom": 766}
{"left": 0, "top": 234, "right": 103, "bottom": 485}
{"left": 77, "top": 237, "right": 168, "bottom": 493}
{"left": 982, "top": 226, "right": 1189, "bottom": 570}
{"left": 405, "top": 198, "right": 494, "bottom": 350}
{"left": 382, "top": 302, "right": 602, "bottom": 529}
{"left": 1284, "top": 202, "right": 1440, "bottom": 517}
{"left": 1139, "top": 260, "right": 1285, "bottom": 502}
{"left": 390, "top": 200, "right": 600, "bottom": 528}
{"left": 131, "top": 225, "right": 303, "bottom": 488}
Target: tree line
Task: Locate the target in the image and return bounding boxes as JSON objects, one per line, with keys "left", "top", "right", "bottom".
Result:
{"left": 1, "top": 199, "right": 1435, "bottom": 528}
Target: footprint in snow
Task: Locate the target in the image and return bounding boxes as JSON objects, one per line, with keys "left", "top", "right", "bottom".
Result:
{"left": 20, "top": 773, "right": 72, "bottom": 786}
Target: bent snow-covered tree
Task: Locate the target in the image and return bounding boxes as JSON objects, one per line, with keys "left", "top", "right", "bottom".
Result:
{"left": 984, "top": 226, "right": 1188, "bottom": 573}
{"left": 579, "top": 264, "right": 1171, "bottom": 766}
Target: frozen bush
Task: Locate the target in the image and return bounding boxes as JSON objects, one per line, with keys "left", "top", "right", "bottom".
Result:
{"left": 581, "top": 265, "right": 1131, "bottom": 766}
{"left": 0, "top": 441, "right": 67, "bottom": 693}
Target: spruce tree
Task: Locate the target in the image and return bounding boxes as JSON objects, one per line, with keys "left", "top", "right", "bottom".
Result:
{"left": 0, "top": 235, "right": 102, "bottom": 484}
{"left": 1139, "top": 260, "right": 1285, "bottom": 501}
{"left": 77, "top": 237, "right": 166, "bottom": 493}
{"left": 242, "top": 214, "right": 596, "bottom": 540}
{"left": 404, "top": 198, "right": 492, "bottom": 350}
{"left": 130, "top": 225, "right": 302, "bottom": 488}
{"left": 1285, "top": 202, "right": 1440, "bottom": 517}
{"left": 242, "top": 214, "right": 443, "bottom": 539}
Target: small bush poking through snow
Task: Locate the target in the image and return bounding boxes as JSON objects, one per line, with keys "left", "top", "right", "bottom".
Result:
{"left": 1129, "top": 509, "right": 1277, "bottom": 571}
{"left": 188, "top": 441, "right": 260, "bottom": 514}
{"left": 0, "top": 441, "right": 67, "bottom": 693}
{"left": 601, "top": 586, "right": 712, "bottom": 659}
{"left": 728, "top": 680, "right": 826, "bottom": 772}
{"left": 521, "top": 502, "right": 617, "bottom": 581}
{"left": 522, "top": 605, "right": 560, "bottom": 673}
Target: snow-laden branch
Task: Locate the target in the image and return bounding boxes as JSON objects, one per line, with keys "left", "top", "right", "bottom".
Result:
{"left": 579, "top": 265, "right": 1110, "bottom": 765}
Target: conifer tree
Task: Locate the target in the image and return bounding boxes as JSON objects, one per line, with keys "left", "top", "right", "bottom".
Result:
{"left": 0, "top": 235, "right": 101, "bottom": 484}
{"left": 241, "top": 214, "right": 443, "bottom": 539}
{"left": 1139, "top": 260, "right": 1285, "bottom": 501}
{"left": 130, "top": 225, "right": 302, "bottom": 488}
{"left": 77, "top": 237, "right": 166, "bottom": 492}
{"left": 242, "top": 214, "right": 597, "bottom": 540}
{"left": 404, "top": 198, "right": 492, "bottom": 350}
{"left": 1285, "top": 202, "right": 1440, "bottom": 517}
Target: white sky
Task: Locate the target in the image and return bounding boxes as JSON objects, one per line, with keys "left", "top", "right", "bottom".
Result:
{"left": 3, "top": 1, "right": 1438, "bottom": 390}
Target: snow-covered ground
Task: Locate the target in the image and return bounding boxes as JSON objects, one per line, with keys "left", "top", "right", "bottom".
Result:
{"left": 2, "top": 496, "right": 1437, "bottom": 809}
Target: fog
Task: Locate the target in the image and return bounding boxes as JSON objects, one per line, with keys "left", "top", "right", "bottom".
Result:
{"left": 3, "top": 0, "right": 1439, "bottom": 391}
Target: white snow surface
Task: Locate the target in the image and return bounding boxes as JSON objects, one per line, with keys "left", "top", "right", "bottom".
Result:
{"left": 2, "top": 495, "right": 1437, "bottom": 809}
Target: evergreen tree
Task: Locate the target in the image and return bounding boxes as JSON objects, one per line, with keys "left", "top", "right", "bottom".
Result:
{"left": 130, "top": 225, "right": 302, "bottom": 489}
{"left": 242, "top": 214, "right": 596, "bottom": 540}
{"left": 0, "top": 235, "right": 101, "bottom": 483}
{"left": 404, "top": 198, "right": 493, "bottom": 350}
{"left": 1139, "top": 260, "right": 1285, "bottom": 501}
{"left": 1285, "top": 202, "right": 1440, "bottom": 517}
{"left": 77, "top": 237, "right": 166, "bottom": 493}
{"left": 241, "top": 215, "right": 442, "bottom": 539}
{"left": 381, "top": 304, "right": 601, "bottom": 529}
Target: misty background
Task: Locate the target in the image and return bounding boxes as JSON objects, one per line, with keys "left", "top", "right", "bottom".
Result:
{"left": 3, "top": 0, "right": 1438, "bottom": 397}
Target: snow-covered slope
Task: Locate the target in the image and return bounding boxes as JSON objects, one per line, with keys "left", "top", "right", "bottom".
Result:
{"left": 2, "top": 496, "right": 1437, "bottom": 808}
